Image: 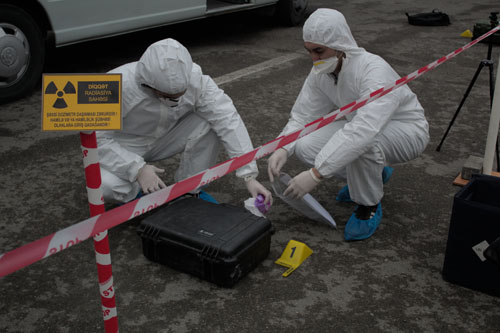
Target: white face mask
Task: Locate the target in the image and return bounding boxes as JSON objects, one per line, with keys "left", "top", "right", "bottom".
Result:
{"left": 312, "top": 56, "right": 339, "bottom": 75}
{"left": 159, "top": 96, "right": 181, "bottom": 108}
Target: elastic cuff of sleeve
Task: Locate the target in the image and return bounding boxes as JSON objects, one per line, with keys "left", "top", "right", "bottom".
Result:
{"left": 309, "top": 168, "right": 322, "bottom": 183}
{"left": 129, "top": 161, "right": 146, "bottom": 182}
{"left": 244, "top": 174, "right": 257, "bottom": 182}
{"left": 282, "top": 145, "right": 294, "bottom": 157}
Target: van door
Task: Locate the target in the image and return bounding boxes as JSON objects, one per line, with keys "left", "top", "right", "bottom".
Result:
{"left": 40, "top": 0, "right": 206, "bottom": 45}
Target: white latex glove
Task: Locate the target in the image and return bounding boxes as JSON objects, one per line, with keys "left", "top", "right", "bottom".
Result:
{"left": 283, "top": 169, "right": 319, "bottom": 199}
{"left": 267, "top": 148, "right": 288, "bottom": 183}
{"left": 137, "top": 164, "right": 166, "bottom": 194}
{"left": 245, "top": 178, "right": 273, "bottom": 205}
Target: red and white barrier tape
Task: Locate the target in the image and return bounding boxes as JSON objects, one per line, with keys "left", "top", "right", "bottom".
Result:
{"left": 1, "top": 25, "right": 499, "bottom": 277}
{"left": 81, "top": 132, "right": 119, "bottom": 332}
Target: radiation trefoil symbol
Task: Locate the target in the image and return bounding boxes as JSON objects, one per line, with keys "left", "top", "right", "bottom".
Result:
{"left": 45, "top": 81, "right": 76, "bottom": 109}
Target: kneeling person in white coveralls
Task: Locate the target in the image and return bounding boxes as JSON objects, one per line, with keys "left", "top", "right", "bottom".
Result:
{"left": 97, "top": 38, "right": 272, "bottom": 205}
{"left": 267, "top": 9, "right": 429, "bottom": 240}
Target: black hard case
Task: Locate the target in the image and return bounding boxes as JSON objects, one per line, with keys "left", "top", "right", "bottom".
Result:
{"left": 442, "top": 175, "right": 500, "bottom": 297}
{"left": 137, "top": 197, "right": 273, "bottom": 287}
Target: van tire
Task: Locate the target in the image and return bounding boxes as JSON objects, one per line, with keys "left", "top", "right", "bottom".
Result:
{"left": 275, "top": 0, "right": 308, "bottom": 26}
{"left": 0, "top": 4, "right": 45, "bottom": 104}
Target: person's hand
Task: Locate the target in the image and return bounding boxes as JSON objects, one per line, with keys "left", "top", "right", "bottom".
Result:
{"left": 283, "top": 169, "right": 319, "bottom": 199}
{"left": 245, "top": 178, "right": 273, "bottom": 205}
{"left": 137, "top": 164, "right": 166, "bottom": 194}
{"left": 267, "top": 148, "right": 288, "bottom": 183}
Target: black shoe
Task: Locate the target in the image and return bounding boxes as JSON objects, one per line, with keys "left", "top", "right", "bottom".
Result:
{"left": 354, "top": 204, "right": 379, "bottom": 220}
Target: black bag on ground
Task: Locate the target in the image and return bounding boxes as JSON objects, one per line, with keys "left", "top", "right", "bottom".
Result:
{"left": 137, "top": 196, "right": 274, "bottom": 287}
{"left": 442, "top": 174, "right": 500, "bottom": 297}
{"left": 406, "top": 10, "right": 450, "bottom": 26}
{"left": 473, "top": 22, "right": 500, "bottom": 45}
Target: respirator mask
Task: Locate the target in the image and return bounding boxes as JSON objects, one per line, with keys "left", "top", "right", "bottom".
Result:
{"left": 312, "top": 56, "right": 339, "bottom": 75}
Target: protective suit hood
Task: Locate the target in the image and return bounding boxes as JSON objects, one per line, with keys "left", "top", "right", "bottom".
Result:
{"left": 136, "top": 38, "right": 193, "bottom": 94}
{"left": 303, "top": 8, "right": 364, "bottom": 55}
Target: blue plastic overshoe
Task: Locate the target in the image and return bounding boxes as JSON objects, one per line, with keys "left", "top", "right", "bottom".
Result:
{"left": 382, "top": 166, "right": 394, "bottom": 184}
{"left": 198, "top": 190, "right": 219, "bottom": 204}
{"left": 336, "top": 185, "right": 352, "bottom": 203}
{"left": 344, "top": 202, "right": 382, "bottom": 241}
{"left": 336, "top": 166, "right": 394, "bottom": 203}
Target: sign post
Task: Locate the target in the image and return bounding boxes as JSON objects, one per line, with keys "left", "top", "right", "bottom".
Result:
{"left": 42, "top": 74, "right": 122, "bottom": 332}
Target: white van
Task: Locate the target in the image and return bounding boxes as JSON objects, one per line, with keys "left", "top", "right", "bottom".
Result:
{"left": 0, "top": 0, "right": 308, "bottom": 103}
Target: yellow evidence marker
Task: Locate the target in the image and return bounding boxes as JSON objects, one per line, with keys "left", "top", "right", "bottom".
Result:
{"left": 275, "top": 240, "right": 313, "bottom": 277}
{"left": 460, "top": 29, "right": 473, "bottom": 38}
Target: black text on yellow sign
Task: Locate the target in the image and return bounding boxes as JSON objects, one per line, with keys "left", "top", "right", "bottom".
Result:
{"left": 42, "top": 74, "right": 122, "bottom": 131}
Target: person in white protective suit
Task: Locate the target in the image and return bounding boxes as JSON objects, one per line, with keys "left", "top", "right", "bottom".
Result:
{"left": 267, "top": 9, "right": 429, "bottom": 241}
{"left": 97, "top": 38, "right": 272, "bottom": 205}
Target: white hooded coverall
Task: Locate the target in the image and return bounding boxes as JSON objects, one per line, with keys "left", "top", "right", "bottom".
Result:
{"left": 96, "top": 39, "right": 258, "bottom": 203}
{"left": 280, "top": 9, "right": 429, "bottom": 205}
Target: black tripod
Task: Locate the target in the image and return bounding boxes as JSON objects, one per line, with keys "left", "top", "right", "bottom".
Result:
{"left": 436, "top": 12, "right": 500, "bottom": 171}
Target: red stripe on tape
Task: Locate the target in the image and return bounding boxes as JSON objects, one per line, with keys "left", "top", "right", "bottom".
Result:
{"left": 279, "top": 131, "right": 301, "bottom": 147}
{"left": 104, "top": 318, "right": 118, "bottom": 332}
{"left": 168, "top": 174, "right": 204, "bottom": 201}
{"left": 437, "top": 56, "right": 447, "bottom": 64}
{"left": 319, "top": 115, "right": 335, "bottom": 128}
{"left": 379, "top": 87, "right": 394, "bottom": 98}
{"left": 94, "top": 239, "right": 109, "bottom": 254}
{"left": 96, "top": 264, "right": 113, "bottom": 282}
{"left": 340, "top": 101, "right": 356, "bottom": 111}
{"left": 89, "top": 203, "right": 105, "bottom": 216}
{"left": 229, "top": 150, "right": 258, "bottom": 170}
{"left": 351, "top": 99, "right": 367, "bottom": 112}
{"left": 91, "top": 204, "right": 135, "bottom": 235}
{"left": 418, "top": 65, "right": 428, "bottom": 74}
{"left": 80, "top": 132, "right": 98, "bottom": 149}
{"left": 307, "top": 118, "right": 322, "bottom": 127}
{"left": 0, "top": 234, "right": 53, "bottom": 276}
{"left": 85, "top": 164, "right": 102, "bottom": 189}
{"left": 101, "top": 301, "right": 116, "bottom": 312}
{"left": 396, "top": 76, "right": 408, "bottom": 85}
{"left": 370, "top": 88, "right": 384, "bottom": 98}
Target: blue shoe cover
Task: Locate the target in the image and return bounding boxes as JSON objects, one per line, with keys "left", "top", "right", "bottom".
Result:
{"left": 382, "top": 166, "right": 394, "bottom": 184}
{"left": 336, "top": 166, "right": 394, "bottom": 203}
{"left": 198, "top": 190, "right": 219, "bottom": 204}
{"left": 336, "top": 185, "right": 352, "bottom": 202}
{"left": 344, "top": 203, "right": 382, "bottom": 241}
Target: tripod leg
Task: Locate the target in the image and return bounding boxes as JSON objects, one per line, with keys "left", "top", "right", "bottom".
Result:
{"left": 436, "top": 62, "right": 486, "bottom": 151}
{"left": 488, "top": 62, "right": 500, "bottom": 172}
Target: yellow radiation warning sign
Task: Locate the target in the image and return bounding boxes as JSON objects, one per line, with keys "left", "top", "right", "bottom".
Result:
{"left": 42, "top": 74, "right": 122, "bottom": 131}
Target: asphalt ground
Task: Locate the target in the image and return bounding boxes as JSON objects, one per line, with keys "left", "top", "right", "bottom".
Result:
{"left": 1, "top": 0, "right": 500, "bottom": 332}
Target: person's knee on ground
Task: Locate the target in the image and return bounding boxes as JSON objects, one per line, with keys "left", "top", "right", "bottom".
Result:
{"left": 101, "top": 168, "right": 142, "bottom": 204}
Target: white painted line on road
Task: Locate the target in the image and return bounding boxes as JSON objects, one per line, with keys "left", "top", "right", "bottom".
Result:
{"left": 214, "top": 51, "right": 306, "bottom": 86}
